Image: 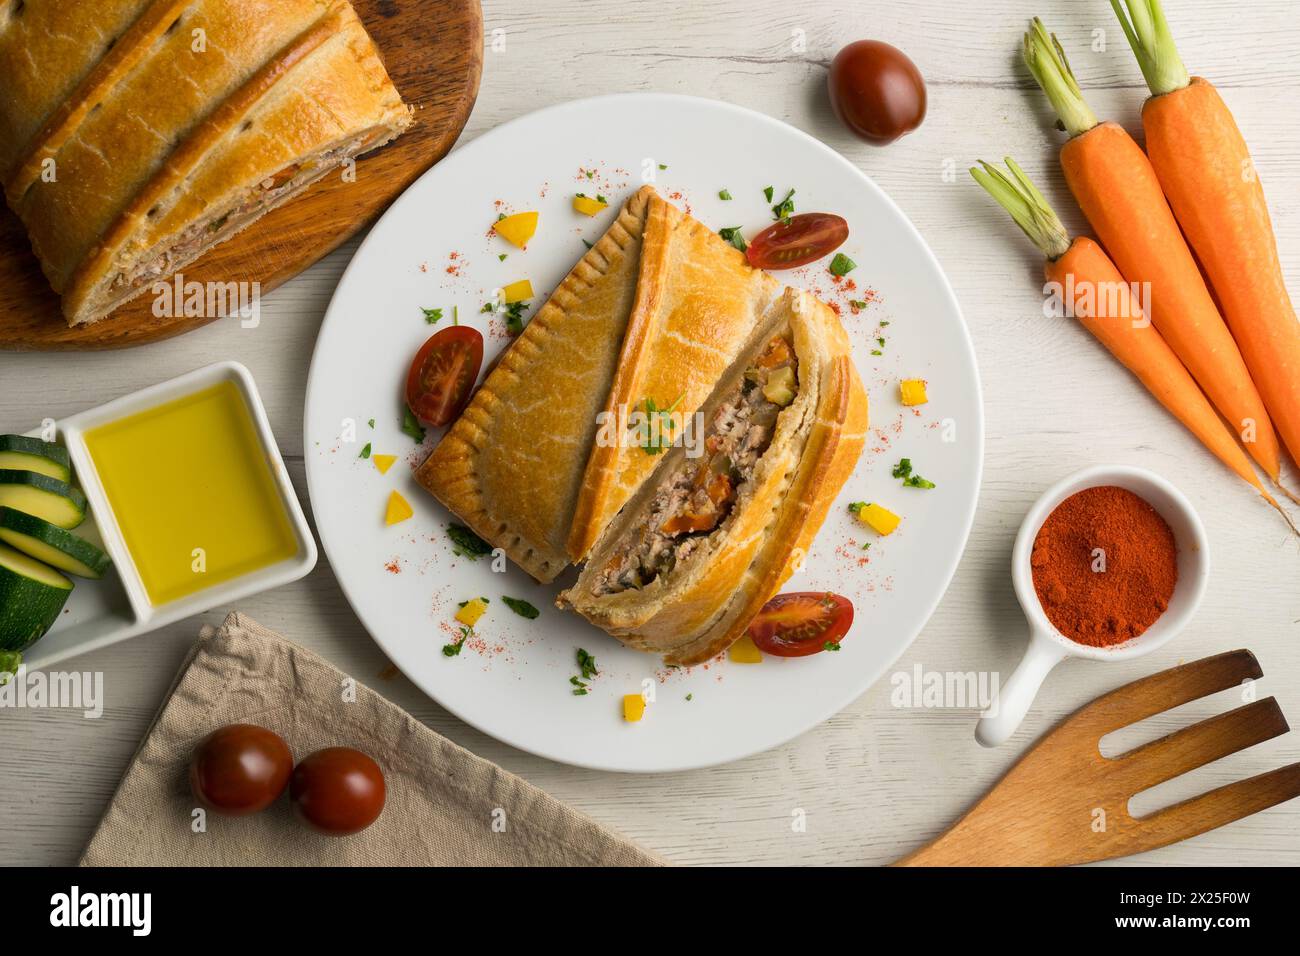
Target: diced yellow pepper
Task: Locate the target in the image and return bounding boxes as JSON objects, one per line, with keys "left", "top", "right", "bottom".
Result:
{"left": 856, "top": 502, "right": 901, "bottom": 536}
{"left": 384, "top": 490, "right": 413, "bottom": 526}
{"left": 502, "top": 279, "right": 533, "bottom": 304}
{"left": 622, "top": 693, "right": 646, "bottom": 723}
{"left": 492, "top": 211, "right": 538, "bottom": 248}
{"left": 455, "top": 597, "right": 489, "bottom": 628}
{"left": 899, "top": 379, "right": 929, "bottom": 406}
{"left": 728, "top": 634, "right": 763, "bottom": 663}
{"left": 572, "top": 194, "right": 608, "bottom": 217}
{"left": 373, "top": 454, "right": 397, "bottom": 475}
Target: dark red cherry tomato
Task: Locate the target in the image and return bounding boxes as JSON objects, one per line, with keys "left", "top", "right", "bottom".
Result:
{"left": 747, "top": 592, "right": 854, "bottom": 657}
{"left": 290, "top": 747, "right": 386, "bottom": 836}
{"left": 189, "top": 724, "right": 293, "bottom": 816}
{"left": 746, "top": 213, "right": 849, "bottom": 271}
{"left": 828, "top": 40, "right": 927, "bottom": 145}
{"left": 405, "top": 325, "right": 483, "bottom": 427}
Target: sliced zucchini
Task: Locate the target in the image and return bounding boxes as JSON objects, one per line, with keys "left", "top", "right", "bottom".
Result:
{"left": 0, "top": 470, "right": 86, "bottom": 529}
{"left": 0, "top": 542, "right": 73, "bottom": 653}
{"left": 0, "top": 508, "right": 110, "bottom": 578}
{"left": 0, "top": 435, "right": 71, "bottom": 482}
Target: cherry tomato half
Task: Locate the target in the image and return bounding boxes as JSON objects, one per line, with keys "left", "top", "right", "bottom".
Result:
{"left": 747, "top": 592, "right": 854, "bottom": 657}
{"left": 290, "top": 747, "right": 386, "bottom": 837}
{"left": 189, "top": 724, "right": 293, "bottom": 816}
{"left": 405, "top": 325, "right": 484, "bottom": 427}
{"left": 828, "top": 40, "right": 927, "bottom": 145}
{"left": 745, "top": 213, "right": 849, "bottom": 271}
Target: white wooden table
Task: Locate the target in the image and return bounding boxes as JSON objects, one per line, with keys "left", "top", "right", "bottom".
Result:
{"left": 3, "top": 0, "right": 1298, "bottom": 866}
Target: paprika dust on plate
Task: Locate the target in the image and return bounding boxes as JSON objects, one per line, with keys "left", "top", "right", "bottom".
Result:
{"left": 1030, "top": 486, "right": 1178, "bottom": 647}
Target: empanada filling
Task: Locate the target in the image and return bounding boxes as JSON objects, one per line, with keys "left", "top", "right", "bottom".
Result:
{"left": 595, "top": 334, "right": 798, "bottom": 595}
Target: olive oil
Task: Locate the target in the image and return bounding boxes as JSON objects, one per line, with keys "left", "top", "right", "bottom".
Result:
{"left": 84, "top": 381, "right": 297, "bottom": 605}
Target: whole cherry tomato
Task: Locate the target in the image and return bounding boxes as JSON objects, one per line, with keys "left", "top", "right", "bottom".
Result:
{"left": 405, "top": 325, "right": 484, "bottom": 427}
{"left": 828, "top": 40, "right": 927, "bottom": 145}
{"left": 290, "top": 747, "right": 386, "bottom": 836}
{"left": 189, "top": 724, "right": 293, "bottom": 816}
{"left": 747, "top": 592, "right": 854, "bottom": 657}
{"left": 746, "top": 213, "right": 849, "bottom": 271}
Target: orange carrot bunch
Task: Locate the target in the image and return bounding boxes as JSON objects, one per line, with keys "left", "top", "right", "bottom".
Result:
{"left": 972, "top": 3, "right": 1300, "bottom": 529}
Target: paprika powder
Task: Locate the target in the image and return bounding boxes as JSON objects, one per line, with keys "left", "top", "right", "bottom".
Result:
{"left": 1030, "top": 485, "right": 1178, "bottom": 647}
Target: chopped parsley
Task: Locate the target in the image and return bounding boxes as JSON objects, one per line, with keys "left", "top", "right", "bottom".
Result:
{"left": 848, "top": 501, "right": 869, "bottom": 515}
{"left": 823, "top": 641, "right": 842, "bottom": 652}
{"left": 421, "top": 306, "right": 443, "bottom": 324}
{"left": 718, "top": 188, "right": 732, "bottom": 201}
{"left": 770, "top": 187, "right": 795, "bottom": 222}
{"left": 442, "top": 627, "right": 471, "bottom": 657}
{"left": 849, "top": 299, "right": 868, "bottom": 310}
{"left": 447, "top": 523, "right": 492, "bottom": 559}
{"left": 498, "top": 253, "right": 508, "bottom": 261}
{"left": 893, "top": 458, "right": 936, "bottom": 489}
{"left": 368, "top": 418, "right": 375, "bottom": 429}
{"left": 829, "top": 252, "right": 857, "bottom": 277}
{"left": 569, "top": 645, "right": 598, "bottom": 694}
{"left": 638, "top": 394, "right": 683, "bottom": 454}
{"left": 359, "top": 442, "right": 371, "bottom": 459}
{"left": 685, "top": 693, "right": 693, "bottom": 701}
{"left": 582, "top": 239, "right": 593, "bottom": 250}
{"left": 763, "top": 185, "right": 774, "bottom": 202}
{"left": 456, "top": 597, "right": 489, "bottom": 608}
{"left": 503, "top": 300, "right": 528, "bottom": 335}
{"left": 401, "top": 406, "right": 426, "bottom": 443}
{"left": 502, "top": 596, "right": 540, "bottom": 619}
{"left": 718, "top": 226, "right": 747, "bottom": 252}
{"left": 658, "top": 163, "right": 668, "bottom": 170}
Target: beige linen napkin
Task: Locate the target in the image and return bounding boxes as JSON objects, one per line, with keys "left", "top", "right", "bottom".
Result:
{"left": 80, "top": 612, "right": 662, "bottom": 866}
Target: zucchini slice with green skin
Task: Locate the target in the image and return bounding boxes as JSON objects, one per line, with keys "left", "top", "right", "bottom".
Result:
{"left": 0, "top": 470, "right": 86, "bottom": 529}
{"left": 0, "top": 435, "right": 71, "bottom": 482}
{"left": 0, "top": 508, "right": 110, "bottom": 579}
{"left": 0, "top": 542, "right": 73, "bottom": 653}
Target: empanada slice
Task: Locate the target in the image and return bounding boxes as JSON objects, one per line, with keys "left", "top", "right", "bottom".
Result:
{"left": 565, "top": 197, "right": 782, "bottom": 561}
{"left": 414, "top": 186, "right": 660, "bottom": 583}
{"left": 559, "top": 288, "right": 869, "bottom": 666}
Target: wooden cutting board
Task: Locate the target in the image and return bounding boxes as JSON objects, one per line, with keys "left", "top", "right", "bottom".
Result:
{"left": 0, "top": 0, "right": 482, "bottom": 351}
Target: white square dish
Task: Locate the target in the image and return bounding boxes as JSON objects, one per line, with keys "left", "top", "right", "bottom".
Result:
{"left": 17, "top": 361, "right": 316, "bottom": 670}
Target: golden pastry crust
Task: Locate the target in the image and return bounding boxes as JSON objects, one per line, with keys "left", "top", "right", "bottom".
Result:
{"left": 0, "top": 0, "right": 156, "bottom": 179}
{"left": 559, "top": 289, "right": 869, "bottom": 666}
{"left": 565, "top": 201, "right": 782, "bottom": 562}
{"left": 413, "top": 186, "right": 659, "bottom": 583}
{"left": 62, "top": 1, "right": 410, "bottom": 324}
{"left": 1, "top": 0, "right": 408, "bottom": 325}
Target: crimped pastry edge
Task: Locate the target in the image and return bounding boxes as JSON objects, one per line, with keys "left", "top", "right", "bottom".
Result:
{"left": 413, "top": 185, "right": 658, "bottom": 583}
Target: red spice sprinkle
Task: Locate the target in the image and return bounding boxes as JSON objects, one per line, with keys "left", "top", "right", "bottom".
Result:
{"left": 385, "top": 558, "right": 402, "bottom": 574}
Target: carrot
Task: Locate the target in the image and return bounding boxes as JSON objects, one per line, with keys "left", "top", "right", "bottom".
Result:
{"left": 1112, "top": 0, "right": 1300, "bottom": 484}
{"left": 971, "top": 158, "right": 1293, "bottom": 529}
{"left": 1021, "top": 18, "right": 1283, "bottom": 486}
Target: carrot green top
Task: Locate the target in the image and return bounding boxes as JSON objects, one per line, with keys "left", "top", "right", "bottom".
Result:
{"left": 1023, "top": 17, "right": 1098, "bottom": 139}
{"left": 969, "top": 158, "right": 1072, "bottom": 262}
{"left": 1110, "top": 0, "right": 1190, "bottom": 97}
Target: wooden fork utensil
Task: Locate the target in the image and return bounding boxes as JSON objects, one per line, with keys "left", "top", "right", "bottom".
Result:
{"left": 896, "top": 649, "right": 1300, "bottom": 866}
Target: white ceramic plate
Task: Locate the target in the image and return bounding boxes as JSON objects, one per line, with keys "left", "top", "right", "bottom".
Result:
{"left": 304, "top": 94, "right": 983, "bottom": 772}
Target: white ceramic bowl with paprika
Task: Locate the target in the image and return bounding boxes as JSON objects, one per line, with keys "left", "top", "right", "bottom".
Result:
{"left": 975, "top": 464, "right": 1210, "bottom": 747}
